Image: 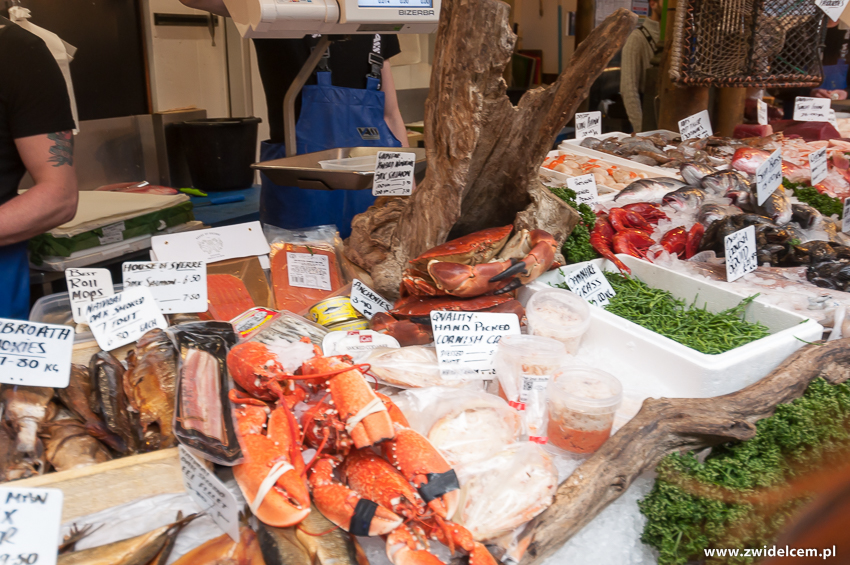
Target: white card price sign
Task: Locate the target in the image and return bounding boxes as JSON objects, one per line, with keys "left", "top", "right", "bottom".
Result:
{"left": 562, "top": 263, "right": 616, "bottom": 306}
{"left": 350, "top": 279, "right": 392, "bottom": 320}
{"left": 0, "top": 320, "right": 74, "bottom": 388}
{"left": 566, "top": 174, "right": 599, "bottom": 206}
{"left": 0, "top": 487, "right": 63, "bottom": 565}
{"left": 574, "top": 111, "right": 602, "bottom": 141}
{"left": 793, "top": 97, "right": 831, "bottom": 122}
{"left": 829, "top": 109, "right": 839, "bottom": 128}
{"left": 725, "top": 225, "right": 758, "bottom": 282}
{"left": 431, "top": 311, "right": 521, "bottom": 379}
{"left": 809, "top": 147, "right": 829, "bottom": 186}
{"left": 678, "top": 110, "right": 713, "bottom": 140}
{"left": 816, "top": 0, "right": 847, "bottom": 21}
{"left": 179, "top": 446, "right": 240, "bottom": 541}
{"left": 86, "top": 287, "right": 167, "bottom": 351}
{"left": 755, "top": 147, "right": 782, "bottom": 206}
{"left": 757, "top": 99, "right": 769, "bottom": 126}
{"left": 122, "top": 261, "right": 207, "bottom": 314}
{"left": 151, "top": 222, "right": 270, "bottom": 264}
{"left": 372, "top": 151, "right": 416, "bottom": 196}
{"left": 843, "top": 198, "right": 850, "bottom": 234}
{"left": 65, "top": 268, "right": 114, "bottom": 324}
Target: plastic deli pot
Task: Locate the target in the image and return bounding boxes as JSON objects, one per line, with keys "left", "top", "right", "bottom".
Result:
{"left": 526, "top": 288, "right": 591, "bottom": 355}
{"left": 546, "top": 367, "right": 622, "bottom": 454}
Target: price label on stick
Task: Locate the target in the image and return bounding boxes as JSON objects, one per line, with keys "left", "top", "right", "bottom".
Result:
{"left": 431, "top": 311, "right": 520, "bottom": 380}
{"left": 816, "top": 0, "right": 848, "bottom": 21}
{"left": 725, "top": 225, "right": 758, "bottom": 282}
{"left": 0, "top": 487, "right": 63, "bottom": 565}
{"left": 755, "top": 147, "right": 782, "bottom": 206}
{"left": 373, "top": 151, "right": 416, "bottom": 196}
{"left": 809, "top": 147, "right": 828, "bottom": 186}
{"left": 757, "top": 99, "right": 769, "bottom": 126}
{"left": 842, "top": 198, "right": 850, "bottom": 234}
{"left": 566, "top": 174, "right": 599, "bottom": 206}
{"left": 678, "top": 110, "right": 713, "bottom": 140}
{"left": 179, "top": 446, "right": 240, "bottom": 541}
{"left": 350, "top": 279, "right": 392, "bottom": 320}
{"left": 86, "top": 287, "right": 167, "bottom": 351}
{"left": 575, "top": 111, "right": 602, "bottom": 141}
{"left": 562, "top": 263, "right": 616, "bottom": 307}
{"left": 793, "top": 97, "right": 831, "bottom": 122}
{"left": 122, "top": 261, "right": 207, "bottom": 314}
{"left": 829, "top": 108, "right": 839, "bottom": 128}
{"left": 65, "top": 268, "right": 114, "bottom": 324}
{"left": 0, "top": 319, "right": 74, "bottom": 388}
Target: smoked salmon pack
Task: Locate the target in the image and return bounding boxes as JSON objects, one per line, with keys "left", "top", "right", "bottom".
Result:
{"left": 205, "top": 256, "right": 274, "bottom": 322}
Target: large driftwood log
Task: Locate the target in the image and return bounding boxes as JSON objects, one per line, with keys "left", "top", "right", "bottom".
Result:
{"left": 521, "top": 339, "right": 850, "bottom": 565}
{"left": 346, "top": 2, "right": 638, "bottom": 298}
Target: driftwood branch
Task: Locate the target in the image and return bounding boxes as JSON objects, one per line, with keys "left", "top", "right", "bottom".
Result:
{"left": 521, "top": 339, "right": 850, "bottom": 565}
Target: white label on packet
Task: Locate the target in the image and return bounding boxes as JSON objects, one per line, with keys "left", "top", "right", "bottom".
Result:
{"left": 431, "top": 311, "right": 521, "bottom": 380}
{"left": 321, "top": 330, "right": 400, "bottom": 363}
{"left": 122, "top": 261, "right": 207, "bottom": 314}
{"left": 678, "top": 110, "right": 713, "bottom": 140}
{"left": 793, "top": 97, "right": 831, "bottom": 122}
{"left": 287, "top": 252, "right": 332, "bottom": 291}
{"left": 843, "top": 198, "right": 850, "bottom": 233}
{"left": 757, "top": 99, "right": 769, "bottom": 126}
{"left": 179, "top": 446, "right": 240, "bottom": 542}
{"left": 574, "top": 111, "right": 602, "bottom": 141}
{"left": 816, "top": 0, "right": 848, "bottom": 21}
{"left": 98, "top": 221, "right": 125, "bottom": 246}
{"left": 562, "top": 263, "right": 616, "bottom": 307}
{"left": 86, "top": 287, "right": 168, "bottom": 351}
{"left": 0, "top": 319, "right": 74, "bottom": 388}
{"left": 755, "top": 147, "right": 782, "bottom": 206}
{"left": 519, "top": 375, "right": 550, "bottom": 404}
{"left": 0, "top": 487, "right": 63, "bottom": 565}
{"left": 725, "top": 225, "right": 758, "bottom": 282}
{"left": 65, "top": 268, "right": 114, "bottom": 324}
{"left": 372, "top": 151, "right": 416, "bottom": 196}
{"left": 350, "top": 279, "right": 392, "bottom": 320}
{"left": 566, "top": 174, "right": 599, "bottom": 206}
{"left": 809, "top": 147, "right": 829, "bottom": 186}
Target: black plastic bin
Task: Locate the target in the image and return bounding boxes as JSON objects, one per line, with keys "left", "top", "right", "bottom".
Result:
{"left": 180, "top": 117, "right": 262, "bottom": 192}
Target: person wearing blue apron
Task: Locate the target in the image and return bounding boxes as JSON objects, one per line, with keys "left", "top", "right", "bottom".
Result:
{"left": 0, "top": 17, "right": 78, "bottom": 319}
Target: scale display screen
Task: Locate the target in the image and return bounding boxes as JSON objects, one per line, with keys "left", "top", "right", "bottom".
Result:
{"left": 357, "top": 0, "right": 432, "bottom": 7}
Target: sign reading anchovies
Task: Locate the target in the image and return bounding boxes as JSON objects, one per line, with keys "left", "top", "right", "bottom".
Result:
{"left": 809, "top": 147, "right": 829, "bottom": 186}
{"left": 816, "top": 0, "right": 848, "bottom": 22}
{"left": 725, "top": 225, "right": 758, "bottom": 282}
{"left": 372, "top": 151, "right": 416, "bottom": 196}
{"left": 86, "top": 287, "right": 167, "bottom": 351}
{"left": 0, "top": 487, "right": 63, "bottom": 565}
{"left": 350, "top": 279, "right": 392, "bottom": 320}
{"left": 179, "top": 446, "right": 240, "bottom": 541}
{"left": 757, "top": 99, "right": 769, "bottom": 126}
{"left": 574, "top": 111, "right": 602, "bottom": 141}
{"left": 562, "top": 263, "right": 616, "bottom": 306}
{"left": 678, "top": 110, "right": 713, "bottom": 140}
{"left": 431, "top": 311, "right": 521, "bottom": 379}
{"left": 565, "top": 174, "right": 599, "bottom": 206}
{"left": 755, "top": 147, "right": 782, "bottom": 206}
{"left": 122, "top": 261, "right": 207, "bottom": 314}
{"left": 0, "top": 319, "right": 74, "bottom": 388}
{"left": 65, "top": 268, "right": 114, "bottom": 324}
{"left": 793, "top": 97, "right": 831, "bottom": 122}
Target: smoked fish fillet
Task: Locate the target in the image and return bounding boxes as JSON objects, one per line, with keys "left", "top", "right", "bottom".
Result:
{"left": 207, "top": 274, "right": 255, "bottom": 321}
{"left": 270, "top": 243, "right": 343, "bottom": 314}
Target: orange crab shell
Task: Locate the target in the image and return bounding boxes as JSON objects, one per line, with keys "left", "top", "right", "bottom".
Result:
{"left": 408, "top": 225, "right": 514, "bottom": 272}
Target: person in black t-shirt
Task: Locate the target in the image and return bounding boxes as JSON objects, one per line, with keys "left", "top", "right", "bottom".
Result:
{"left": 0, "top": 17, "right": 78, "bottom": 319}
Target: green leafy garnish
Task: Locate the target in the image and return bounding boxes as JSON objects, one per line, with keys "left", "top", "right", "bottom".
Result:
{"left": 782, "top": 179, "right": 843, "bottom": 218}
{"left": 549, "top": 186, "right": 599, "bottom": 264}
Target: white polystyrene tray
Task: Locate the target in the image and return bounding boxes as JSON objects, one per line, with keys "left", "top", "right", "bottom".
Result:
{"left": 559, "top": 130, "right": 683, "bottom": 178}
{"left": 521, "top": 255, "right": 822, "bottom": 398}
{"left": 539, "top": 149, "right": 662, "bottom": 203}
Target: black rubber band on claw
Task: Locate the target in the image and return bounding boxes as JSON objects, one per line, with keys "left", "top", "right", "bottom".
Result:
{"left": 350, "top": 498, "right": 379, "bottom": 536}
{"left": 418, "top": 470, "right": 460, "bottom": 503}
{"left": 492, "top": 278, "right": 523, "bottom": 295}
{"left": 489, "top": 258, "right": 527, "bottom": 283}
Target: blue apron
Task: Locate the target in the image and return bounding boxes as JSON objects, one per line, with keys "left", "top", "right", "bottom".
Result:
{"left": 0, "top": 241, "right": 30, "bottom": 320}
{"left": 260, "top": 71, "right": 401, "bottom": 239}
{"left": 821, "top": 62, "right": 849, "bottom": 91}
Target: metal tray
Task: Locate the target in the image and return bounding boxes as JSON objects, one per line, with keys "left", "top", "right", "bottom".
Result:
{"left": 253, "top": 147, "right": 428, "bottom": 190}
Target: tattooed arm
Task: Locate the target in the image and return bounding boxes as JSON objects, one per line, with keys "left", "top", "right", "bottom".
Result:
{"left": 0, "top": 131, "right": 78, "bottom": 246}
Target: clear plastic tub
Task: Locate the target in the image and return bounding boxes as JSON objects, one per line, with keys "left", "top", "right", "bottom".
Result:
{"left": 547, "top": 367, "right": 622, "bottom": 454}
{"left": 526, "top": 288, "right": 591, "bottom": 354}
{"left": 29, "top": 284, "right": 124, "bottom": 343}
{"left": 318, "top": 155, "right": 377, "bottom": 172}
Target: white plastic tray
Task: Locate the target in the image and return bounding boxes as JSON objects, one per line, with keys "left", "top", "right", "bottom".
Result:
{"left": 521, "top": 255, "right": 823, "bottom": 398}
{"left": 559, "top": 130, "right": 683, "bottom": 178}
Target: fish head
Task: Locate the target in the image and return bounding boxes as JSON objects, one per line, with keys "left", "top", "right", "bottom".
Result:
{"left": 731, "top": 147, "right": 771, "bottom": 175}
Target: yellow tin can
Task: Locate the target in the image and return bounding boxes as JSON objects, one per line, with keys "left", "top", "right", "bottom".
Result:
{"left": 309, "top": 296, "right": 360, "bottom": 327}
{"left": 326, "top": 318, "right": 371, "bottom": 332}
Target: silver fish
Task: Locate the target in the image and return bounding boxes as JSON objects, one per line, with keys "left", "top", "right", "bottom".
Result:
{"left": 680, "top": 162, "right": 717, "bottom": 186}
{"left": 614, "top": 177, "right": 689, "bottom": 201}
{"left": 791, "top": 203, "right": 824, "bottom": 230}
{"left": 755, "top": 185, "right": 792, "bottom": 225}
{"left": 662, "top": 187, "right": 707, "bottom": 211}
{"left": 697, "top": 204, "right": 729, "bottom": 226}
{"left": 700, "top": 170, "right": 750, "bottom": 196}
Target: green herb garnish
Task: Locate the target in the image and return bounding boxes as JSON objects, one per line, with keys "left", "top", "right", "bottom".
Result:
{"left": 782, "top": 178, "right": 843, "bottom": 218}
{"left": 549, "top": 186, "right": 598, "bottom": 264}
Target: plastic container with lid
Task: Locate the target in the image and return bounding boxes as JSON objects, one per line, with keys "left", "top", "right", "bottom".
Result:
{"left": 526, "top": 288, "right": 591, "bottom": 354}
{"left": 546, "top": 367, "right": 623, "bottom": 454}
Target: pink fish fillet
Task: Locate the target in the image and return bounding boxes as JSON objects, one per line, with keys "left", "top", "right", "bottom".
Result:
{"left": 180, "top": 348, "right": 225, "bottom": 442}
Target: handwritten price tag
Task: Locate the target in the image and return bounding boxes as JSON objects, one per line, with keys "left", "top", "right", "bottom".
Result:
{"left": 373, "top": 151, "right": 416, "bottom": 196}
{"left": 809, "top": 147, "right": 828, "bottom": 186}
{"left": 678, "top": 110, "right": 713, "bottom": 140}
{"left": 431, "top": 311, "right": 521, "bottom": 380}
{"left": 86, "top": 287, "right": 167, "bottom": 351}
{"left": 829, "top": 109, "right": 839, "bottom": 128}
{"left": 0, "top": 319, "right": 74, "bottom": 388}
{"left": 562, "top": 263, "right": 616, "bottom": 306}
{"left": 350, "top": 279, "right": 392, "bottom": 320}
{"left": 0, "top": 487, "right": 63, "bottom": 565}
{"left": 566, "top": 174, "right": 599, "bottom": 206}
{"left": 757, "top": 99, "right": 769, "bottom": 126}
{"left": 122, "top": 261, "right": 207, "bottom": 314}
{"left": 725, "top": 225, "right": 757, "bottom": 282}
{"left": 65, "top": 268, "right": 114, "bottom": 324}
{"left": 793, "top": 97, "right": 831, "bottom": 122}
{"left": 756, "top": 147, "right": 782, "bottom": 206}
{"left": 816, "top": 0, "right": 848, "bottom": 21}
{"left": 179, "top": 446, "right": 240, "bottom": 541}
{"left": 575, "top": 111, "right": 602, "bottom": 141}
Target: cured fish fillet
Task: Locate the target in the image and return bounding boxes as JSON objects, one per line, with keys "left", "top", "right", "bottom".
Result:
{"left": 180, "top": 348, "right": 225, "bottom": 442}
{"left": 207, "top": 274, "right": 255, "bottom": 321}
{"left": 270, "top": 243, "right": 343, "bottom": 314}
